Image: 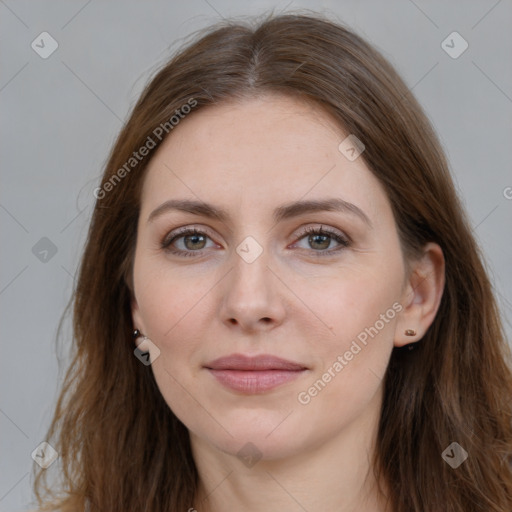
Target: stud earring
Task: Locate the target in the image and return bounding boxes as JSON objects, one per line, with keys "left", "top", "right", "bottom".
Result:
{"left": 404, "top": 329, "right": 416, "bottom": 336}
{"left": 133, "top": 329, "right": 141, "bottom": 339}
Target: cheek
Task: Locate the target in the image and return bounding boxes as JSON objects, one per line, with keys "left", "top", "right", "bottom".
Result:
{"left": 133, "top": 253, "right": 214, "bottom": 343}
{"left": 294, "top": 258, "right": 403, "bottom": 410}
{"left": 292, "top": 301, "right": 397, "bottom": 444}
{"left": 305, "top": 260, "right": 403, "bottom": 354}
{"left": 135, "top": 274, "right": 207, "bottom": 428}
{"left": 133, "top": 257, "right": 215, "bottom": 405}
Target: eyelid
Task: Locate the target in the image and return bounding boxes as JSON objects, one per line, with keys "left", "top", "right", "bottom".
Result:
{"left": 292, "top": 224, "right": 351, "bottom": 244}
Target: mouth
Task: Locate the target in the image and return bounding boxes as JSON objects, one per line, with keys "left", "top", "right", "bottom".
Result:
{"left": 204, "top": 353, "right": 308, "bottom": 394}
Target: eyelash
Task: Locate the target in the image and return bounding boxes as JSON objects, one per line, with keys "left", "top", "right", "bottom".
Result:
{"left": 161, "top": 225, "right": 351, "bottom": 258}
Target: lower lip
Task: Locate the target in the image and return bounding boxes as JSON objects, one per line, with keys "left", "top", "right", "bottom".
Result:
{"left": 207, "top": 369, "right": 306, "bottom": 393}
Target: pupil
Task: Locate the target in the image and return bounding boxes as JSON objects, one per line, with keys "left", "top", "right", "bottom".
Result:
{"left": 186, "top": 234, "right": 205, "bottom": 249}
{"left": 311, "top": 234, "right": 329, "bottom": 249}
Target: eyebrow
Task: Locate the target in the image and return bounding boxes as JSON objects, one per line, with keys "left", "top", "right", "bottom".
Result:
{"left": 147, "top": 197, "right": 373, "bottom": 228}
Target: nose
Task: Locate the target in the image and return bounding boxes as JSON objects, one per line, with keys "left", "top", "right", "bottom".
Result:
{"left": 218, "top": 246, "right": 287, "bottom": 333}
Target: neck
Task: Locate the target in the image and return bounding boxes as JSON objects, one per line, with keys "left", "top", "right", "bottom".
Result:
{"left": 190, "top": 387, "right": 390, "bottom": 512}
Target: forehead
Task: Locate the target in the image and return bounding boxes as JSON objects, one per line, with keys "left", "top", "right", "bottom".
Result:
{"left": 139, "top": 94, "right": 390, "bottom": 226}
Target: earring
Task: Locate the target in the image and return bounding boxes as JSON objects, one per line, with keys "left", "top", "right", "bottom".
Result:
{"left": 404, "top": 329, "right": 416, "bottom": 336}
{"left": 133, "top": 329, "right": 141, "bottom": 339}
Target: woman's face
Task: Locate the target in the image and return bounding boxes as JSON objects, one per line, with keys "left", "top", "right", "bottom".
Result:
{"left": 131, "top": 94, "right": 410, "bottom": 461}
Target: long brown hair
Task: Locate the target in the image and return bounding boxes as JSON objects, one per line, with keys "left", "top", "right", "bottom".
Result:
{"left": 33, "top": 12, "right": 512, "bottom": 511}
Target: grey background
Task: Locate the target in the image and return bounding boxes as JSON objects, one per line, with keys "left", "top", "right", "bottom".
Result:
{"left": 1, "top": 0, "right": 511, "bottom": 510}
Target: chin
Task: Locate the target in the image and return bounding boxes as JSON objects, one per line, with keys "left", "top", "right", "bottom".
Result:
{"left": 191, "top": 413, "right": 310, "bottom": 463}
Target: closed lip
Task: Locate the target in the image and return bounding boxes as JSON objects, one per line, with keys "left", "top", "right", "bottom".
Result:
{"left": 204, "top": 353, "right": 307, "bottom": 371}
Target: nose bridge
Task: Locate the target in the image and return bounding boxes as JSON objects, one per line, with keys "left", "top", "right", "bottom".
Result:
{"left": 219, "top": 235, "right": 285, "bottom": 329}
{"left": 229, "top": 238, "right": 273, "bottom": 304}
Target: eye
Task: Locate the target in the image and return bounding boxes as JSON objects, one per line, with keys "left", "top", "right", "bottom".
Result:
{"left": 161, "top": 227, "right": 217, "bottom": 257}
{"left": 291, "top": 225, "right": 350, "bottom": 256}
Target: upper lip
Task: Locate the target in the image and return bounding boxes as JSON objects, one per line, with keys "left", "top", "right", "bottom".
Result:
{"left": 204, "top": 354, "right": 307, "bottom": 371}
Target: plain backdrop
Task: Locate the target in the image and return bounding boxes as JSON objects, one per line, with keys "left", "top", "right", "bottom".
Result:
{"left": 1, "top": 1, "right": 511, "bottom": 510}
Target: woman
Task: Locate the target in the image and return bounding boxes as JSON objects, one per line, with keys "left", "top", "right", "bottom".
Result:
{"left": 33, "top": 12, "right": 512, "bottom": 512}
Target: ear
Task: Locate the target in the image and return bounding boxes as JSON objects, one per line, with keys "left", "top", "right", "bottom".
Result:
{"left": 394, "top": 242, "right": 445, "bottom": 347}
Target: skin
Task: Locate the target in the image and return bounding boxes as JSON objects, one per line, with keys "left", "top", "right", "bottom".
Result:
{"left": 131, "top": 93, "right": 445, "bottom": 511}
